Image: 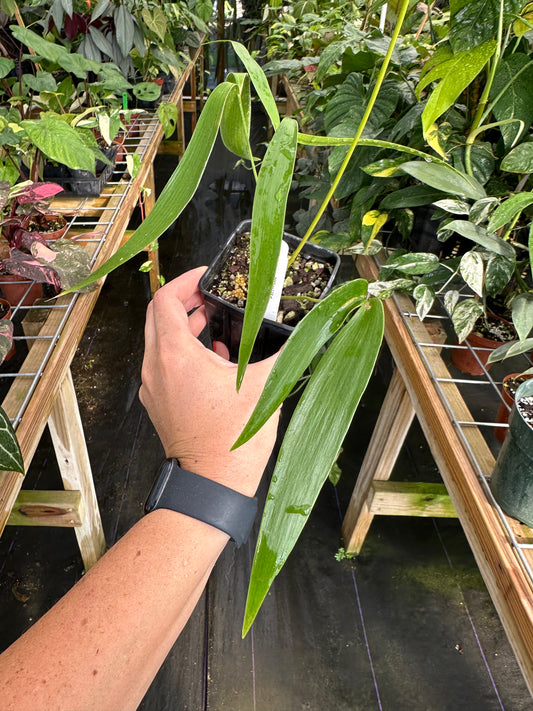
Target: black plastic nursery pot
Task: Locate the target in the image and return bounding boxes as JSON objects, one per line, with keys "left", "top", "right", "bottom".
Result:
{"left": 199, "top": 220, "right": 341, "bottom": 362}
{"left": 491, "top": 378, "right": 533, "bottom": 527}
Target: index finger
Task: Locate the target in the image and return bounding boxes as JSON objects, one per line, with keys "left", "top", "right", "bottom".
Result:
{"left": 156, "top": 266, "right": 208, "bottom": 313}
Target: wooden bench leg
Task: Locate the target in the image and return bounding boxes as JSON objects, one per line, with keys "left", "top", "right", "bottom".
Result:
{"left": 341, "top": 369, "right": 415, "bottom": 554}
{"left": 48, "top": 370, "right": 106, "bottom": 570}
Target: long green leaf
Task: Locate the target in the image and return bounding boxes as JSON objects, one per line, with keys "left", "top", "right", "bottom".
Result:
{"left": 220, "top": 73, "right": 251, "bottom": 160}
{"left": 418, "top": 41, "right": 497, "bottom": 136}
{"left": 399, "top": 161, "right": 486, "bottom": 200}
{"left": 488, "top": 192, "right": 533, "bottom": 232}
{"left": 229, "top": 41, "right": 280, "bottom": 130}
{"left": 444, "top": 219, "right": 516, "bottom": 259}
{"left": 237, "top": 118, "right": 298, "bottom": 388}
{"left": 234, "top": 279, "right": 369, "bottom": 448}
{"left": 243, "top": 298, "right": 384, "bottom": 636}
{"left": 64, "top": 81, "right": 238, "bottom": 293}
{"left": 0, "top": 406, "right": 23, "bottom": 474}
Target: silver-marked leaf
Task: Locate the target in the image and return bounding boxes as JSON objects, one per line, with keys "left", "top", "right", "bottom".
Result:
{"left": 432, "top": 198, "right": 471, "bottom": 215}
{"left": 488, "top": 337, "right": 533, "bottom": 363}
{"left": 384, "top": 251, "right": 440, "bottom": 275}
{"left": 452, "top": 298, "right": 484, "bottom": 342}
{"left": 485, "top": 253, "right": 514, "bottom": 297}
{"left": 442, "top": 219, "right": 516, "bottom": 259}
{"left": 444, "top": 288, "right": 460, "bottom": 316}
{"left": 488, "top": 192, "right": 533, "bottom": 232}
{"left": 0, "top": 406, "right": 23, "bottom": 473}
{"left": 501, "top": 142, "right": 533, "bottom": 173}
{"left": 413, "top": 283, "right": 435, "bottom": 320}
{"left": 511, "top": 291, "right": 533, "bottom": 341}
{"left": 115, "top": 3, "right": 135, "bottom": 58}
{"left": 459, "top": 251, "right": 484, "bottom": 296}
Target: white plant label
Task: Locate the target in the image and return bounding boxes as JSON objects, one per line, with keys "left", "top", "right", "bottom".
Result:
{"left": 264, "top": 240, "right": 289, "bottom": 321}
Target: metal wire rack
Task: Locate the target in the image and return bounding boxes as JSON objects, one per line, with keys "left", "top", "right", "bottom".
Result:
{"left": 394, "top": 291, "right": 533, "bottom": 589}
{"left": 0, "top": 110, "right": 162, "bottom": 431}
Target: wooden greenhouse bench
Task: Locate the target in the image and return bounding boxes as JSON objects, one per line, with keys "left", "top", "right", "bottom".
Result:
{"left": 342, "top": 254, "right": 533, "bottom": 695}
{"left": 0, "top": 46, "right": 204, "bottom": 570}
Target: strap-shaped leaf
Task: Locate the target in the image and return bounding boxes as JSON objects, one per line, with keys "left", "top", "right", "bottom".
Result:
{"left": 234, "top": 279, "right": 369, "bottom": 448}
{"left": 0, "top": 406, "right": 23, "bottom": 474}
{"left": 242, "top": 297, "right": 384, "bottom": 636}
{"left": 229, "top": 41, "right": 280, "bottom": 130}
{"left": 64, "top": 81, "right": 238, "bottom": 293}
{"left": 237, "top": 118, "right": 298, "bottom": 388}
{"left": 220, "top": 73, "right": 251, "bottom": 160}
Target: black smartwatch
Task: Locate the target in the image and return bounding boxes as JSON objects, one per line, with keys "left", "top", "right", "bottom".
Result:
{"left": 145, "top": 458, "right": 258, "bottom": 547}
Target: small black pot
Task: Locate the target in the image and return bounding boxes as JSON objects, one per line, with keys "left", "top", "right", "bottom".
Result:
{"left": 199, "top": 220, "right": 341, "bottom": 362}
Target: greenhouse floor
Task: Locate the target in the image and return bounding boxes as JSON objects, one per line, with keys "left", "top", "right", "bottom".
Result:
{"left": 0, "top": 132, "right": 532, "bottom": 710}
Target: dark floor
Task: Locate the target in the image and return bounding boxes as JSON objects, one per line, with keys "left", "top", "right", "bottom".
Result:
{"left": 0, "top": 117, "right": 531, "bottom": 710}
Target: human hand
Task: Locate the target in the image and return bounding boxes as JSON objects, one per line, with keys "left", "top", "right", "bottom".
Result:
{"left": 139, "top": 267, "right": 280, "bottom": 497}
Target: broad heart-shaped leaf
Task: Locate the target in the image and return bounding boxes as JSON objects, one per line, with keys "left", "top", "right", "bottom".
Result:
{"left": 500, "top": 142, "right": 533, "bottom": 173}
{"left": 237, "top": 118, "right": 298, "bottom": 388}
{"left": 0, "top": 405, "right": 23, "bottom": 474}
{"left": 399, "top": 161, "right": 486, "bottom": 201}
{"left": 220, "top": 73, "right": 251, "bottom": 160}
{"left": 511, "top": 291, "right": 533, "bottom": 341}
{"left": 488, "top": 192, "right": 533, "bottom": 233}
{"left": 0, "top": 58, "right": 14, "bottom": 79}
{"left": 157, "top": 102, "right": 178, "bottom": 139}
{"left": 242, "top": 298, "right": 384, "bottom": 636}
{"left": 229, "top": 41, "right": 280, "bottom": 131}
{"left": 234, "top": 279, "right": 369, "bottom": 448}
{"left": 452, "top": 298, "right": 484, "bottom": 342}
{"left": 64, "top": 82, "right": 238, "bottom": 293}
{"left": 141, "top": 5, "right": 167, "bottom": 43}
{"left": 491, "top": 54, "right": 533, "bottom": 149}
{"left": 450, "top": 0, "right": 522, "bottom": 53}
{"left": 442, "top": 219, "right": 516, "bottom": 259}
{"left": 418, "top": 41, "right": 497, "bottom": 137}
{"left": 459, "top": 251, "right": 484, "bottom": 296}
{"left": 21, "top": 116, "right": 96, "bottom": 173}
{"left": 485, "top": 253, "right": 514, "bottom": 297}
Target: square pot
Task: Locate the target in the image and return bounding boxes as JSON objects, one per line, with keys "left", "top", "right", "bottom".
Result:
{"left": 199, "top": 220, "right": 341, "bottom": 362}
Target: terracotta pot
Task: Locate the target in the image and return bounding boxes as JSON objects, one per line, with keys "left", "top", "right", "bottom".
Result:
{"left": 0, "top": 274, "right": 43, "bottom": 308}
{"left": 27, "top": 214, "right": 68, "bottom": 241}
{"left": 450, "top": 314, "right": 516, "bottom": 376}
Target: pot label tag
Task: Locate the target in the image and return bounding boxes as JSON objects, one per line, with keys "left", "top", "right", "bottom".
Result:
{"left": 264, "top": 240, "right": 289, "bottom": 321}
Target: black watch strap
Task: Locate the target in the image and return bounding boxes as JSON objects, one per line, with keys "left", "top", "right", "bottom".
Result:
{"left": 145, "top": 459, "right": 258, "bottom": 547}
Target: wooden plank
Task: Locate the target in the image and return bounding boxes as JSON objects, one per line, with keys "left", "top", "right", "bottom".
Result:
{"left": 369, "top": 481, "right": 457, "bottom": 518}
{"left": 356, "top": 254, "right": 533, "bottom": 695}
{"left": 342, "top": 368, "right": 415, "bottom": 553}
{"left": 48, "top": 371, "right": 106, "bottom": 568}
{"left": 7, "top": 489, "right": 83, "bottom": 527}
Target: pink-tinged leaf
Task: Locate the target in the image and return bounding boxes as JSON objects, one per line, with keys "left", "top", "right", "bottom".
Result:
{"left": 0, "top": 319, "right": 13, "bottom": 365}
{"left": 17, "top": 182, "right": 64, "bottom": 204}
{"left": 31, "top": 241, "right": 58, "bottom": 263}
{"left": 1, "top": 249, "right": 60, "bottom": 287}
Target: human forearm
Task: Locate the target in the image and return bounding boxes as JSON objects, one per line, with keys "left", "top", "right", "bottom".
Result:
{"left": 0, "top": 508, "right": 229, "bottom": 711}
